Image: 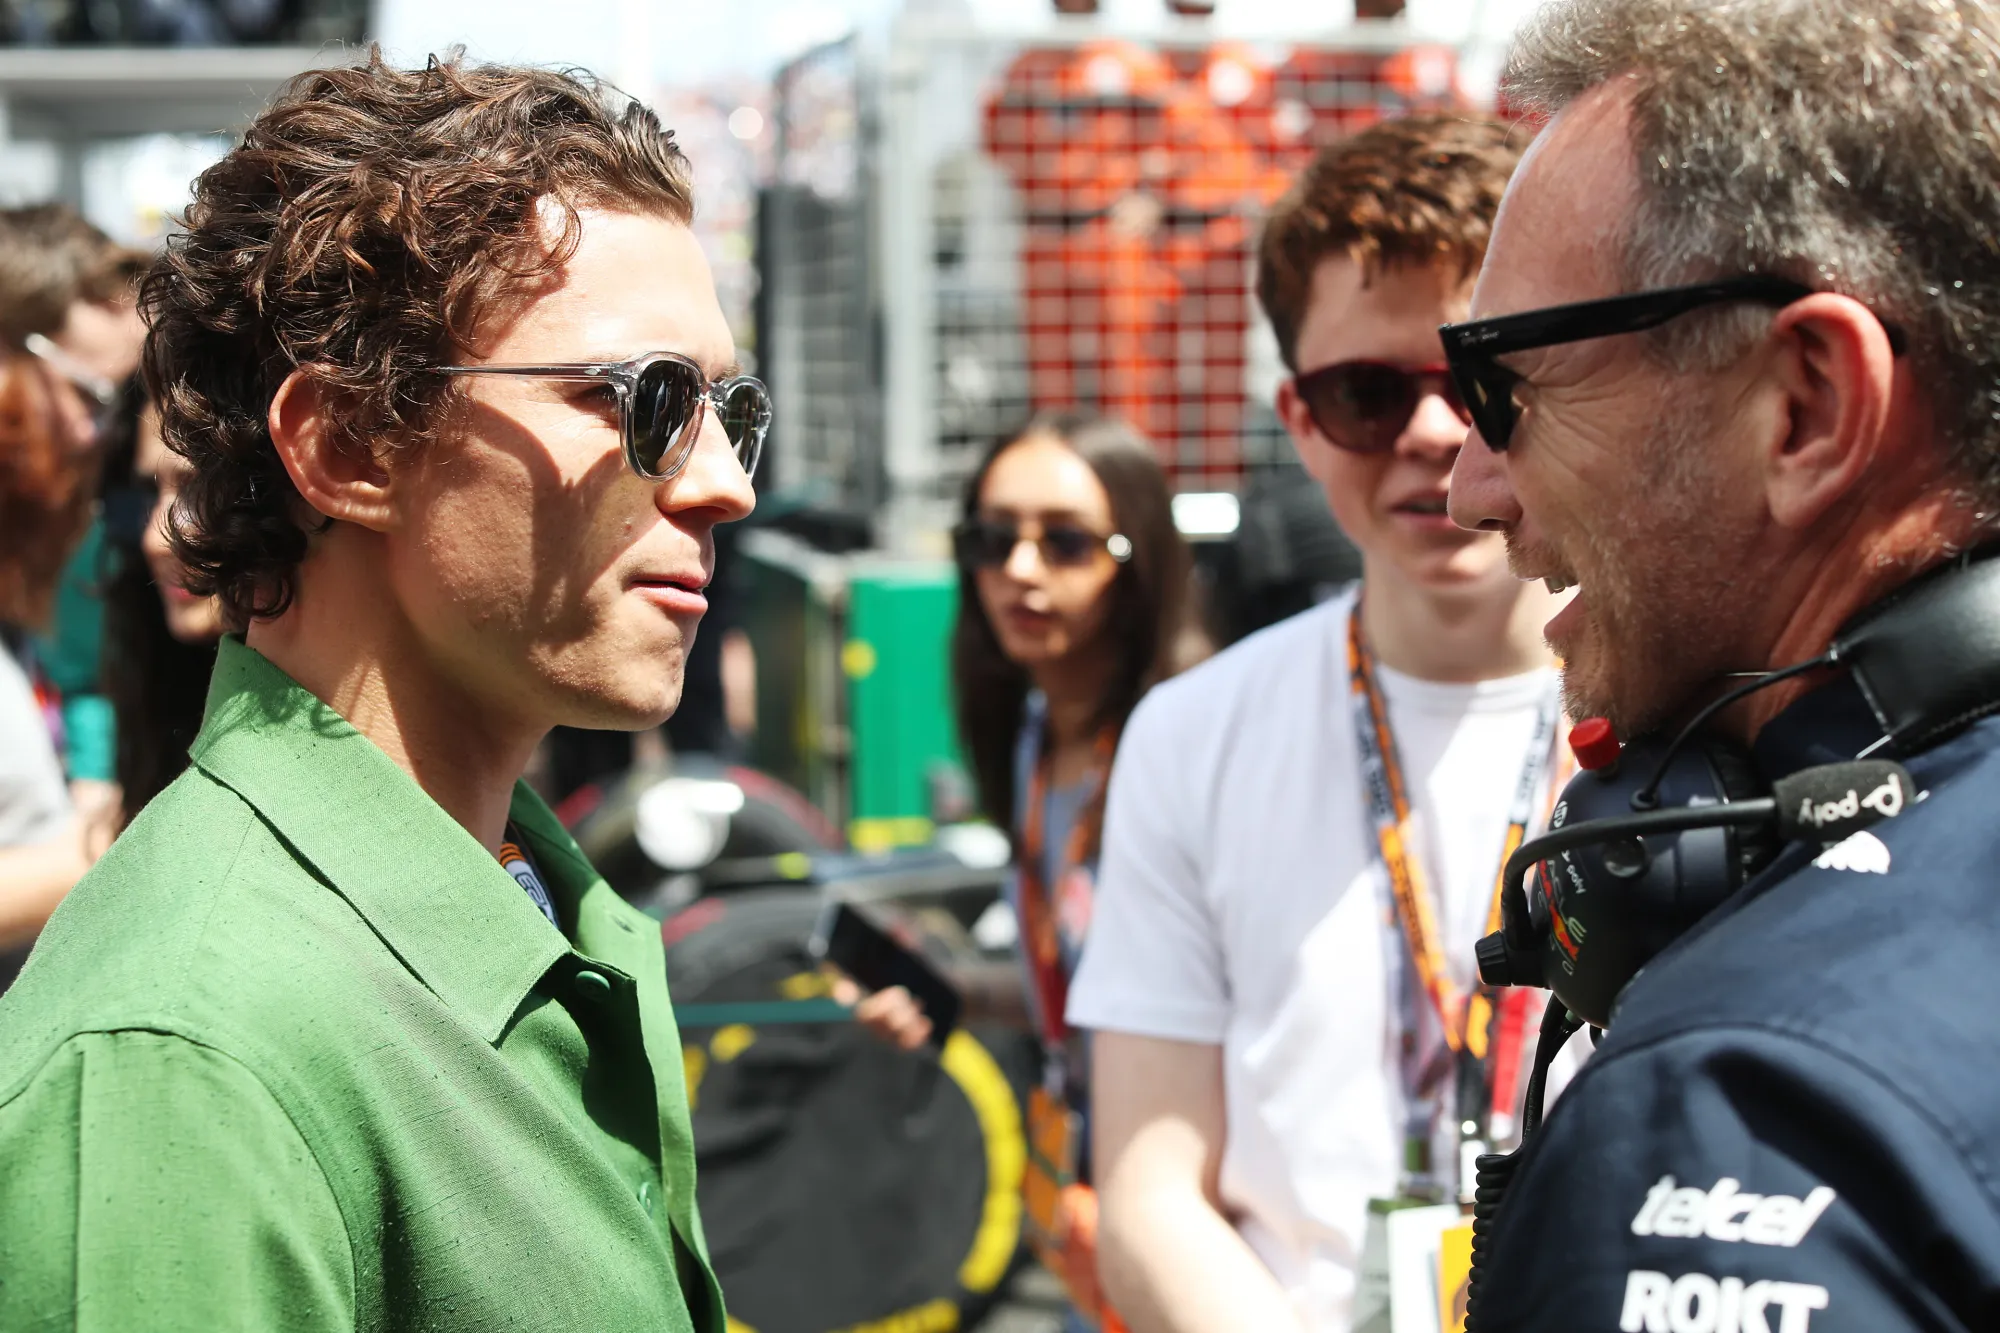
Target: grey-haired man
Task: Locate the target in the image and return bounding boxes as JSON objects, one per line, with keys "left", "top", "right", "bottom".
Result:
{"left": 1448, "top": 2, "right": 2000, "bottom": 1329}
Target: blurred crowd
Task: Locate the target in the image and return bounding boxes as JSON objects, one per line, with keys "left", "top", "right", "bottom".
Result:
{"left": 0, "top": 203, "right": 222, "bottom": 987}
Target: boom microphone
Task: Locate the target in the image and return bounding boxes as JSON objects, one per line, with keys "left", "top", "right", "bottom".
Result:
{"left": 1769, "top": 760, "right": 1912, "bottom": 844}
{"left": 1476, "top": 749, "right": 1915, "bottom": 1028}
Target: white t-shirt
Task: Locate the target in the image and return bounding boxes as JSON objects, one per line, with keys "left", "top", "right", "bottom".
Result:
{"left": 0, "top": 633, "right": 69, "bottom": 849}
{"left": 1066, "top": 589, "right": 1579, "bottom": 1332}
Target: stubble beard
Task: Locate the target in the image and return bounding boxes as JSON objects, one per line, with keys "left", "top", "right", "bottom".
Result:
{"left": 1544, "top": 391, "right": 1752, "bottom": 737}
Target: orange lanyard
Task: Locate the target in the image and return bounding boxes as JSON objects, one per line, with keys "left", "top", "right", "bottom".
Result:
{"left": 1017, "top": 719, "right": 1118, "bottom": 1050}
{"left": 1346, "top": 604, "right": 1566, "bottom": 1062}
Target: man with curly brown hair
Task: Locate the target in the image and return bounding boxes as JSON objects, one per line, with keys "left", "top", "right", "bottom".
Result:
{"left": 0, "top": 55, "right": 762, "bottom": 1332}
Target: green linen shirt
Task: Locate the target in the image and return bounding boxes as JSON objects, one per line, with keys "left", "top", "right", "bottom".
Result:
{"left": 0, "top": 638, "right": 726, "bottom": 1331}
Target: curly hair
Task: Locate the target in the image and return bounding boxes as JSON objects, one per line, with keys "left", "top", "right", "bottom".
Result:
{"left": 1255, "top": 114, "right": 1524, "bottom": 372}
{"left": 141, "top": 51, "right": 696, "bottom": 625}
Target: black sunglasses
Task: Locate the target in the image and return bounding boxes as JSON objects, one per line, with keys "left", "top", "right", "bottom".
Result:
{"left": 1291, "top": 360, "right": 1468, "bottom": 454}
{"left": 1438, "top": 276, "right": 1909, "bottom": 451}
{"left": 429, "top": 351, "right": 771, "bottom": 481}
{"left": 953, "top": 516, "right": 1133, "bottom": 570}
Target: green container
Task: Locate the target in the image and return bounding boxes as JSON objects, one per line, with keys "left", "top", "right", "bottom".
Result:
{"left": 740, "top": 532, "right": 966, "bottom": 850}
{"left": 739, "top": 531, "right": 844, "bottom": 820}
{"left": 843, "top": 564, "right": 963, "bottom": 850}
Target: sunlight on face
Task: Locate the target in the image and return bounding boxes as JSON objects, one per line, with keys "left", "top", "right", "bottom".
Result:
{"left": 385, "top": 207, "right": 756, "bottom": 731}
{"left": 1450, "top": 87, "right": 1764, "bottom": 733}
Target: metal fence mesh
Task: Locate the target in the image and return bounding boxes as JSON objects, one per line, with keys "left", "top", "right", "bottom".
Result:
{"left": 764, "top": 38, "right": 878, "bottom": 510}
{"left": 763, "top": 30, "right": 1467, "bottom": 516}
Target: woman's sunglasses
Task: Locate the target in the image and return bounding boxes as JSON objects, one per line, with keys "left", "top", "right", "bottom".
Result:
{"left": 1290, "top": 360, "right": 1468, "bottom": 455}
{"left": 953, "top": 517, "right": 1133, "bottom": 570}
{"left": 429, "top": 351, "right": 771, "bottom": 481}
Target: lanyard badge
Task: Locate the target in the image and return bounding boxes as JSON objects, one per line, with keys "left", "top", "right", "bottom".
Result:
{"left": 1017, "top": 719, "right": 1129, "bottom": 1331}
{"left": 1017, "top": 720, "right": 1118, "bottom": 1055}
{"left": 1347, "top": 604, "right": 1566, "bottom": 1198}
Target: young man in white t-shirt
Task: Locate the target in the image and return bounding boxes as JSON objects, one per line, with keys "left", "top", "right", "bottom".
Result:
{"left": 1066, "top": 115, "right": 1576, "bottom": 1333}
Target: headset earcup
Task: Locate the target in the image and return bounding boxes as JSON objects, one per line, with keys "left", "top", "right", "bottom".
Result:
{"left": 1699, "top": 736, "right": 1779, "bottom": 886}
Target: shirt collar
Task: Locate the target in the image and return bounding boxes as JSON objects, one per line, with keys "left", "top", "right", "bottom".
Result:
{"left": 190, "top": 637, "right": 571, "bottom": 1043}
{"left": 1750, "top": 670, "right": 1888, "bottom": 783}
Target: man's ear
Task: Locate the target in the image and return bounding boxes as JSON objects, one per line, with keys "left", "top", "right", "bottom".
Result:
{"left": 267, "top": 369, "right": 395, "bottom": 532}
{"left": 1276, "top": 374, "right": 1334, "bottom": 486}
{"left": 1762, "top": 293, "right": 1900, "bottom": 532}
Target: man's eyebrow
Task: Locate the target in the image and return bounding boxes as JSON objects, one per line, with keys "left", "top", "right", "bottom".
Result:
{"left": 715, "top": 358, "right": 744, "bottom": 381}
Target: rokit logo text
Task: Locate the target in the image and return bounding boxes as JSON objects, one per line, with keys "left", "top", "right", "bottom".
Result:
{"left": 1631, "top": 1176, "right": 1836, "bottom": 1246}
{"left": 1621, "top": 1270, "right": 1828, "bottom": 1333}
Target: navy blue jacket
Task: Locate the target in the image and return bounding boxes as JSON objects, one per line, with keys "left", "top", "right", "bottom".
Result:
{"left": 1477, "top": 675, "right": 2000, "bottom": 1332}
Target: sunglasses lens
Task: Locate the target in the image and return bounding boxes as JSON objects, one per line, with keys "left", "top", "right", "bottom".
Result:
{"left": 1451, "top": 360, "right": 1516, "bottom": 450}
{"left": 1041, "top": 526, "right": 1100, "bottom": 566}
{"left": 1300, "top": 363, "right": 1418, "bottom": 453}
{"left": 715, "top": 378, "right": 772, "bottom": 477}
{"left": 953, "top": 519, "right": 1016, "bottom": 568}
{"left": 630, "top": 358, "right": 704, "bottom": 477}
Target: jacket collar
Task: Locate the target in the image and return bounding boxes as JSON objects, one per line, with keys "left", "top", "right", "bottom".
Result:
{"left": 190, "top": 637, "right": 571, "bottom": 1043}
{"left": 1750, "top": 671, "right": 1888, "bottom": 784}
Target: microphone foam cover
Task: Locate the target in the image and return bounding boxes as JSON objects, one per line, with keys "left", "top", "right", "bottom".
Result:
{"left": 1771, "top": 760, "right": 1915, "bottom": 845}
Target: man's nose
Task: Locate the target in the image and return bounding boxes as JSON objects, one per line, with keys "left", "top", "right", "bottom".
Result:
{"left": 663, "top": 408, "right": 756, "bottom": 523}
{"left": 1446, "top": 421, "right": 1519, "bottom": 533}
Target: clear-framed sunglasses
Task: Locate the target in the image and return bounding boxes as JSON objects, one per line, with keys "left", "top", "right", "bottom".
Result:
{"left": 24, "top": 332, "right": 119, "bottom": 410}
{"left": 428, "top": 350, "right": 771, "bottom": 482}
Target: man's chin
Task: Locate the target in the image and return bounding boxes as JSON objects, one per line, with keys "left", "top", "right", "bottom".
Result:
{"left": 1559, "top": 663, "right": 1678, "bottom": 741}
{"left": 1553, "top": 639, "right": 1623, "bottom": 731}
{"left": 552, "top": 668, "right": 685, "bottom": 733}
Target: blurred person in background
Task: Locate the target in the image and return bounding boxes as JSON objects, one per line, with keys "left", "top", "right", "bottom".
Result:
{"left": 846, "top": 411, "right": 1198, "bottom": 1331}
{"left": 0, "top": 206, "right": 150, "bottom": 810}
{"left": 0, "top": 338, "right": 110, "bottom": 991}
{"left": 1065, "top": 116, "right": 1576, "bottom": 1333}
{"left": 0, "top": 55, "right": 760, "bottom": 1331}
{"left": 0, "top": 204, "right": 149, "bottom": 391}
{"left": 97, "top": 381, "right": 223, "bottom": 820}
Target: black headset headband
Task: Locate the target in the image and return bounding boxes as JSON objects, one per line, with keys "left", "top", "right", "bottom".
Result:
{"left": 1835, "top": 544, "right": 2000, "bottom": 756}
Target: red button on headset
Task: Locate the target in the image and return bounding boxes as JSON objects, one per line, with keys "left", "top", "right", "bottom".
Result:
{"left": 1569, "top": 717, "right": 1621, "bottom": 771}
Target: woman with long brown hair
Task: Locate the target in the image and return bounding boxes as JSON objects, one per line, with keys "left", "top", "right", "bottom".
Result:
{"left": 97, "top": 379, "right": 225, "bottom": 821}
{"left": 852, "top": 411, "right": 1199, "bottom": 1330}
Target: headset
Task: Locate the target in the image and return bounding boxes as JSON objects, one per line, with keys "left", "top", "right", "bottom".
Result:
{"left": 1461, "top": 545, "right": 2000, "bottom": 1331}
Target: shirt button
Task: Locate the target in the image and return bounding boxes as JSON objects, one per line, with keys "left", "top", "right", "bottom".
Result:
{"left": 575, "top": 969, "right": 613, "bottom": 999}
{"left": 637, "top": 1181, "right": 655, "bottom": 1215}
